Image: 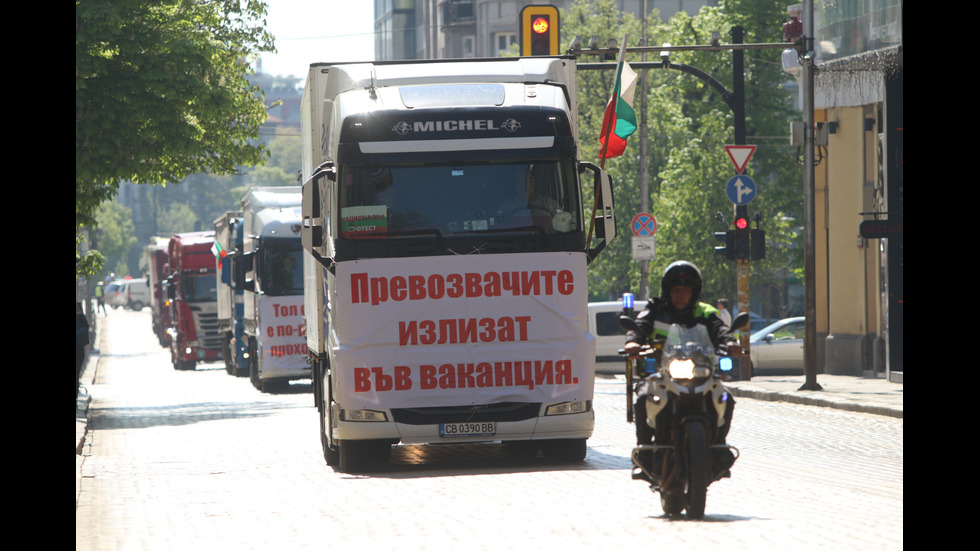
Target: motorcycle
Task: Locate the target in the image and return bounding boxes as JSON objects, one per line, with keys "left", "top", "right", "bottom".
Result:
{"left": 619, "top": 299, "right": 748, "bottom": 519}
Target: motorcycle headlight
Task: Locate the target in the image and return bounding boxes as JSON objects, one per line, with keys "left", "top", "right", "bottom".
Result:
{"left": 667, "top": 358, "right": 711, "bottom": 380}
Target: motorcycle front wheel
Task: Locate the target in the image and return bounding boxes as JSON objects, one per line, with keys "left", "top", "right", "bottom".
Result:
{"left": 684, "top": 420, "right": 710, "bottom": 519}
{"left": 660, "top": 491, "right": 684, "bottom": 516}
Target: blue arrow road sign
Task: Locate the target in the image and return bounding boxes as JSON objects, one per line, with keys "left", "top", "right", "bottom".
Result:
{"left": 726, "top": 174, "right": 757, "bottom": 205}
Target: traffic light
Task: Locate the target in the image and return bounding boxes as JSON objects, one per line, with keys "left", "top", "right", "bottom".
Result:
{"left": 733, "top": 207, "right": 750, "bottom": 260}
{"left": 520, "top": 5, "right": 560, "bottom": 56}
{"left": 714, "top": 230, "right": 735, "bottom": 260}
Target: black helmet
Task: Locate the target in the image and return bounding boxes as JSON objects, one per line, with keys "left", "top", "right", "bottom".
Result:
{"left": 660, "top": 261, "right": 703, "bottom": 308}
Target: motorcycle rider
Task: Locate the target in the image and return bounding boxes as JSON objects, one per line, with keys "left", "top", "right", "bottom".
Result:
{"left": 624, "top": 261, "right": 740, "bottom": 480}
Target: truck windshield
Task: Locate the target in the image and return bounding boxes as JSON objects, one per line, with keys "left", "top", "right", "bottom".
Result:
{"left": 182, "top": 273, "right": 217, "bottom": 303}
{"left": 338, "top": 160, "right": 581, "bottom": 238}
{"left": 261, "top": 241, "right": 304, "bottom": 296}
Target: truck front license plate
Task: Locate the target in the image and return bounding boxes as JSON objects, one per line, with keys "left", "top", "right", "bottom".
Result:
{"left": 439, "top": 422, "right": 496, "bottom": 438}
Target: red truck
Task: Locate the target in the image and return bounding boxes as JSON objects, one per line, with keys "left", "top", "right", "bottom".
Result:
{"left": 142, "top": 236, "right": 172, "bottom": 347}
{"left": 166, "top": 231, "right": 222, "bottom": 370}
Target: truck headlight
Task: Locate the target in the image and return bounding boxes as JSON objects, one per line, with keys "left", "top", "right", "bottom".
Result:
{"left": 340, "top": 408, "right": 388, "bottom": 422}
{"left": 545, "top": 400, "right": 591, "bottom": 416}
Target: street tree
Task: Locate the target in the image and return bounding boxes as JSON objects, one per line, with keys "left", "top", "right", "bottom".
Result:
{"left": 76, "top": 0, "right": 275, "bottom": 277}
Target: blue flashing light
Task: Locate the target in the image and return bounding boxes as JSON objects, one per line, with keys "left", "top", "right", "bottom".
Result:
{"left": 719, "top": 357, "right": 734, "bottom": 372}
{"left": 622, "top": 292, "right": 634, "bottom": 310}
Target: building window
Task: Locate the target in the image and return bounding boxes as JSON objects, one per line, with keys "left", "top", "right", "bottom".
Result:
{"left": 462, "top": 35, "right": 475, "bottom": 58}
{"left": 494, "top": 32, "right": 517, "bottom": 57}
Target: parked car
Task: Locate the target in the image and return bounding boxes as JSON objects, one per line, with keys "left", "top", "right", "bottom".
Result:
{"left": 104, "top": 281, "right": 127, "bottom": 309}
{"left": 749, "top": 316, "right": 805, "bottom": 373}
{"left": 588, "top": 301, "right": 628, "bottom": 359}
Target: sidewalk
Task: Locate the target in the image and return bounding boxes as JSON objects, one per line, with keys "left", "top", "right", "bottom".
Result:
{"left": 725, "top": 373, "right": 903, "bottom": 419}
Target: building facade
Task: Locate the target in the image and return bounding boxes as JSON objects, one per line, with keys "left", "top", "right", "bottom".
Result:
{"left": 374, "top": 0, "right": 715, "bottom": 60}
{"left": 803, "top": 1, "right": 902, "bottom": 380}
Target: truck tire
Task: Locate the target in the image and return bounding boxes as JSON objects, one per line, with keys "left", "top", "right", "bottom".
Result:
{"left": 248, "top": 339, "right": 261, "bottom": 390}
{"left": 338, "top": 440, "right": 390, "bottom": 473}
{"left": 223, "top": 334, "right": 235, "bottom": 375}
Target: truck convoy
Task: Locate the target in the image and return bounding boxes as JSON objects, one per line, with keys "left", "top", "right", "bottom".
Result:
{"left": 142, "top": 236, "right": 172, "bottom": 347}
{"left": 167, "top": 231, "right": 222, "bottom": 370}
{"left": 300, "top": 56, "right": 616, "bottom": 472}
{"left": 237, "top": 187, "right": 308, "bottom": 392}
{"left": 214, "top": 211, "right": 247, "bottom": 376}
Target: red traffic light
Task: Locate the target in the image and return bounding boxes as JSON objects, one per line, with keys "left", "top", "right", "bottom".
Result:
{"left": 532, "top": 17, "right": 549, "bottom": 34}
{"left": 735, "top": 217, "right": 748, "bottom": 230}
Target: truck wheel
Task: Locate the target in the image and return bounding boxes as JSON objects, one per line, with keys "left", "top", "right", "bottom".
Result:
{"left": 338, "top": 440, "right": 390, "bottom": 473}
{"left": 223, "top": 335, "right": 235, "bottom": 375}
{"left": 248, "top": 340, "right": 261, "bottom": 390}
{"left": 320, "top": 404, "right": 339, "bottom": 466}
{"left": 320, "top": 370, "right": 339, "bottom": 466}
{"left": 338, "top": 440, "right": 367, "bottom": 473}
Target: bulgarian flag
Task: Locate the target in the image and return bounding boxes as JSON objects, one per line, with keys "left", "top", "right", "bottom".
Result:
{"left": 598, "top": 50, "right": 638, "bottom": 160}
{"left": 211, "top": 241, "right": 226, "bottom": 260}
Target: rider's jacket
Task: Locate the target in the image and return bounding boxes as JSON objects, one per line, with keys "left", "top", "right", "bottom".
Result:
{"left": 625, "top": 298, "right": 735, "bottom": 352}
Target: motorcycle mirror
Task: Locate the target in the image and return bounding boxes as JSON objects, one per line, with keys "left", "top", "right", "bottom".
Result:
{"left": 731, "top": 312, "right": 750, "bottom": 332}
{"left": 619, "top": 314, "right": 639, "bottom": 333}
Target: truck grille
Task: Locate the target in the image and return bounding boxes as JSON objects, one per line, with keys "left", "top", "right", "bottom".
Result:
{"left": 391, "top": 402, "right": 541, "bottom": 425}
{"left": 194, "top": 311, "right": 222, "bottom": 350}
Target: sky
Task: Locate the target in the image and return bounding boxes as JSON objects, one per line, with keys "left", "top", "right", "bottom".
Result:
{"left": 255, "top": 0, "right": 375, "bottom": 80}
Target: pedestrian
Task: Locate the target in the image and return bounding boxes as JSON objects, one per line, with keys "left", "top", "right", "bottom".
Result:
{"left": 95, "top": 281, "right": 107, "bottom": 315}
{"left": 76, "top": 302, "right": 90, "bottom": 405}
{"left": 716, "top": 298, "right": 732, "bottom": 327}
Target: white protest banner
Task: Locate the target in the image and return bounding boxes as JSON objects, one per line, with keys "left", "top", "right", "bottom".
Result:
{"left": 334, "top": 251, "right": 594, "bottom": 410}
{"left": 259, "top": 294, "right": 308, "bottom": 376}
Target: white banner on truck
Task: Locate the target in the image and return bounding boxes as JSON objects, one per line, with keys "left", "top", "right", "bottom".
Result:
{"left": 334, "top": 252, "right": 595, "bottom": 410}
{"left": 260, "top": 294, "right": 308, "bottom": 374}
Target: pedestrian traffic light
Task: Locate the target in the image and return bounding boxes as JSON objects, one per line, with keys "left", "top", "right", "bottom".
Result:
{"left": 714, "top": 230, "right": 735, "bottom": 260}
{"left": 750, "top": 228, "right": 766, "bottom": 260}
{"left": 520, "top": 5, "right": 560, "bottom": 56}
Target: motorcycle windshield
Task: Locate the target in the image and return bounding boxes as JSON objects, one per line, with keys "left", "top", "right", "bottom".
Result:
{"left": 663, "top": 323, "right": 717, "bottom": 366}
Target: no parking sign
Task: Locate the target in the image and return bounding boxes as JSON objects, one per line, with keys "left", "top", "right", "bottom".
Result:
{"left": 631, "top": 213, "right": 657, "bottom": 260}
{"left": 631, "top": 213, "right": 657, "bottom": 237}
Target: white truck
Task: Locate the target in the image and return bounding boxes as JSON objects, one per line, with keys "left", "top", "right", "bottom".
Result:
{"left": 301, "top": 56, "right": 616, "bottom": 472}
{"left": 213, "top": 210, "right": 246, "bottom": 376}
{"left": 237, "top": 187, "right": 309, "bottom": 392}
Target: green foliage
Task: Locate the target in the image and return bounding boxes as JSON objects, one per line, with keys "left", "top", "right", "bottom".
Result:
{"left": 76, "top": 0, "right": 275, "bottom": 277}
{"left": 93, "top": 201, "right": 139, "bottom": 280}
{"left": 568, "top": 0, "right": 802, "bottom": 312}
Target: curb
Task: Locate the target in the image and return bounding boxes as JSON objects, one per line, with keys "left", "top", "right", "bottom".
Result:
{"left": 726, "top": 385, "right": 903, "bottom": 419}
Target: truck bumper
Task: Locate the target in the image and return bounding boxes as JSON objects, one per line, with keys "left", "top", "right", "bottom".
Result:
{"left": 330, "top": 408, "right": 594, "bottom": 444}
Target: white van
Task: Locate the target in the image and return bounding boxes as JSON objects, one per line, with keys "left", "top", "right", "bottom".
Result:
{"left": 588, "top": 301, "right": 629, "bottom": 359}
{"left": 122, "top": 278, "right": 152, "bottom": 310}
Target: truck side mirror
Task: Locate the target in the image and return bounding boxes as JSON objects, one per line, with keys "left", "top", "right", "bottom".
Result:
{"left": 235, "top": 251, "right": 254, "bottom": 289}
{"left": 579, "top": 162, "right": 616, "bottom": 264}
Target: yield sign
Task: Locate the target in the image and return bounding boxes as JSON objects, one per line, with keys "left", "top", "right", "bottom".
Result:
{"left": 725, "top": 145, "right": 757, "bottom": 174}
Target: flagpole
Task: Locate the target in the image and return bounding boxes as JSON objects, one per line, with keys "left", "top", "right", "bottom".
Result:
{"left": 588, "top": 34, "right": 628, "bottom": 253}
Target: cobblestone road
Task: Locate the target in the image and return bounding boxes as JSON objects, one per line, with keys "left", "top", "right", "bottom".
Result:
{"left": 77, "top": 309, "right": 902, "bottom": 550}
